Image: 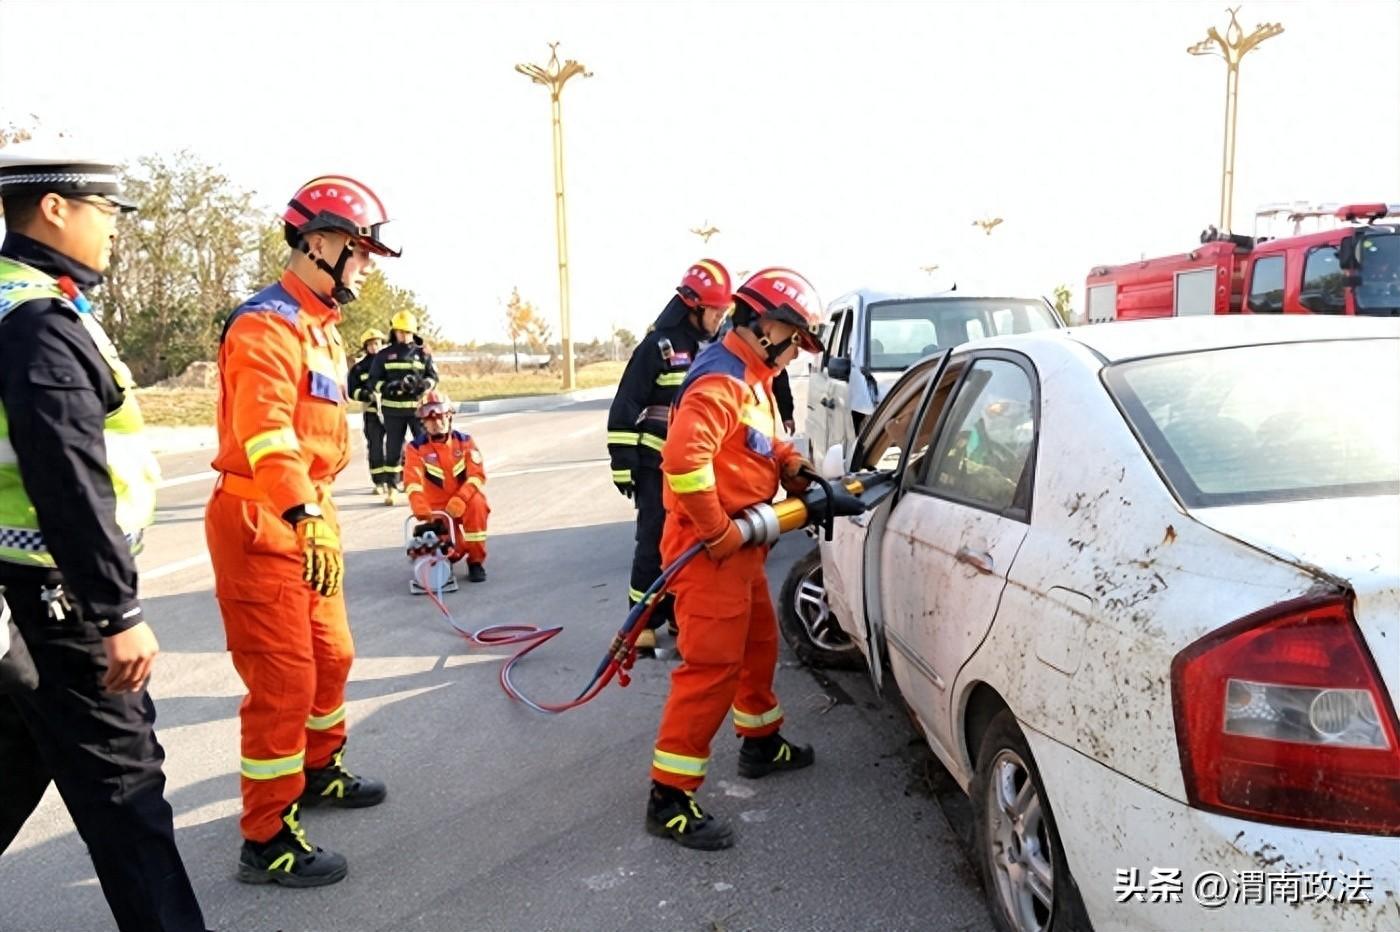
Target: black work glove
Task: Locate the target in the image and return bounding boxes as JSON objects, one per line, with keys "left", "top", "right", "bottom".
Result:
{"left": 413, "top": 520, "right": 448, "bottom": 539}
{"left": 609, "top": 448, "right": 639, "bottom": 501}
{"left": 400, "top": 373, "right": 422, "bottom": 394}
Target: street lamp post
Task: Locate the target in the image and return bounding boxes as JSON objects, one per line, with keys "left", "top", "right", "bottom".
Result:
{"left": 516, "top": 42, "right": 591, "bottom": 391}
{"left": 1188, "top": 7, "right": 1284, "bottom": 232}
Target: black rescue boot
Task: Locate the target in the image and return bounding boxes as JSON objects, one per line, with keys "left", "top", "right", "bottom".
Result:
{"left": 645, "top": 782, "right": 735, "bottom": 850}
{"left": 738, "top": 731, "right": 815, "bottom": 779}
{"left": 237, "top": 803, "right": 347, "bottom": 888}
{"left": 467, "top": 562, "right": 487, "bottom": 583}
{"left": 300, "top": 744, "right": 387, "bottom": 808}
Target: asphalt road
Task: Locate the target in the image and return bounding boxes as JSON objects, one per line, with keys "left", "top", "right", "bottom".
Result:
{"left": 1, "top": 391, "right": 994, "bottom": 932}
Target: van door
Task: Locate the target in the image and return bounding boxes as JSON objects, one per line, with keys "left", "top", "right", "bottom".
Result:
{"left": 807, "top": 306, "right": 852, "bottom": 462}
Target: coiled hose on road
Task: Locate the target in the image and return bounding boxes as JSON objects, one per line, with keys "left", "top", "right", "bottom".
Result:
{"left": 412, "top": 542, "right": 704, "bottom": 714}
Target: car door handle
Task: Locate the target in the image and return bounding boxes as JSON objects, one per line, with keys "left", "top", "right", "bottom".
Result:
{"left": 821, "top": 398, "right": 836, "bottom": 408}
{"left": 955, "top": 547, "right": 995, "bottom": 575}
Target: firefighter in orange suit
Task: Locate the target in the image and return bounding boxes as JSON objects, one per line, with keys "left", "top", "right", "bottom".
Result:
{"left": 207, "top": 175, "right": 395, "bottom": 888}
{"left": 646, "top": 268, "right": 827, "bottom": 850}
{"left": 404, "top": 389, "right": 489, "bottom": 582}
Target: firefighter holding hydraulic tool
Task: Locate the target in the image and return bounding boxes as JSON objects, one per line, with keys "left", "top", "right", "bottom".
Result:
{"left": 644, "top": 267, "right": 866, "bottom": 850}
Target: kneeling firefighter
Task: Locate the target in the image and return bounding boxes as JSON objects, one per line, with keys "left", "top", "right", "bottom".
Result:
{"left": 606, "top": 259, "right": 733, "bottom": 650}
{"left": 646, "top": 267, "right": 835, "bottom": 849}
{"left": 403, "top": 390, "right": 489, "bottom": 583}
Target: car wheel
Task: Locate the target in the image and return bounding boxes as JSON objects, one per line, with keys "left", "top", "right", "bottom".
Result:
{"left": 777, "top": 545, "right": 862, "bottom": 670}
{"left": 971, "top": 710, "right": 1091, "bottom": 932}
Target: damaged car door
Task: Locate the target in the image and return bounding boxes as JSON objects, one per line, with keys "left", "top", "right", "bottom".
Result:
{"left": 879, "top": 352, "right": 1040, "bottom": 761}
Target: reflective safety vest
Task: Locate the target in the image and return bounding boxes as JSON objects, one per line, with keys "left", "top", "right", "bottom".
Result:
{"left": 0, "top": 258, "right": 160, "bottom": 566}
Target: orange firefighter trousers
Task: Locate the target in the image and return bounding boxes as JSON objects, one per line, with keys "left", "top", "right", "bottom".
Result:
{"left": 206, "top": 480, "right": 353, "bottom": 842}
{"left": 650, "top": 545, "right": 783, "bottom": 792}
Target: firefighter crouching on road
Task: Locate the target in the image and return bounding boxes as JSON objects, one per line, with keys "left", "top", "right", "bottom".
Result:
{"left": 0, "top": 151, "right": 208, "bottom": 931}
{"left": 646, "top": 267, "right": 826, "bottom": 850}
{"left": 348, "top": 327, "right": 393, "bottom": 494}
{"left": 607, "top": 259, "right": 733, "bottom": 650}
{"left": 207, "top": 175, "right": 393, "bottom": 888}
{"left": 404, "top": 389, "right": 489, "bottom": 582}
{"left": 369, "top": 310, "right": 437, "bottom": 505}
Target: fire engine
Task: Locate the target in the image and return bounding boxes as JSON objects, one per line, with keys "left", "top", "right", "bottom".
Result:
{"left": 1085, "top": 203, "right": 1400, "bottom": 321}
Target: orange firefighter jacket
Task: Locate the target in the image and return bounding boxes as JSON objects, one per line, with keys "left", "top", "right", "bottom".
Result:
{"left": 211, "top": 271, "right": 349, "bottom": 513}
{"left": 661, "top": 330, "right": 803, "bottom": 562}
{"left": 404, "top": 430, "right": 486, "bottom": 518}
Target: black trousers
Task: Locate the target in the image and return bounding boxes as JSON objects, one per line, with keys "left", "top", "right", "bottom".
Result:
{"left": 382, "top": 413, "right": 423, "bottom": 486}
{"left": 363, "top": 411, "right": 391, "bottom": 487}
{"left": 0, "top": 570, "right": 206, "bottom": 932}
{"left": 630, "top": 466, "right": 674, "bottom": 630}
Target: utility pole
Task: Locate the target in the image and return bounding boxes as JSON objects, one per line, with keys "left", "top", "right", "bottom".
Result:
{"left": 516, "top": 42, "right": 592, "bottom": 390}
{"left": 1188, "top": 7, "right": 1284, "bottom": 231}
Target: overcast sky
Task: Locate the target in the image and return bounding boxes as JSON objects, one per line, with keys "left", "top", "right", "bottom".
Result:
{"left": 3, "top": 0, "right": 1397, "bottom": 343}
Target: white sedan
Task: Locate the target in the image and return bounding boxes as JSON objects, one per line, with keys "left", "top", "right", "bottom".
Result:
{"left": 817, "top": 316, "right": 1399, "bottom": 932}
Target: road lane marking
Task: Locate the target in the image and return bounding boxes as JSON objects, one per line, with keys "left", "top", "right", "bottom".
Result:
{"left": 143, "top": 552, "right": 211, "bottom": 580}
{"left": 494, "top": 459, "right": 607, "bottom": 478}
{"left": 158, "top": 470, "right": 218, "bottom": 490}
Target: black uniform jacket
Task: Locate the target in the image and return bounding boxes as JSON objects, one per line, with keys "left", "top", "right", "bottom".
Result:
{"left": 0, "top": 233, "right": 143, "bottom": 635}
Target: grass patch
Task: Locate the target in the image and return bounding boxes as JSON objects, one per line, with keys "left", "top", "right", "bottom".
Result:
{"left": 437, "top": 360, "right": 625, "bottom": 402}
{"left": 133, "top": 361, "right": 625, "bottom": 426}
{"left": 135, "top": 389, "right": 218, "bottom": 427}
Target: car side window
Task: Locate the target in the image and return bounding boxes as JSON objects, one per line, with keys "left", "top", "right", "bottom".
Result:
{"left": 920, "top": 358, "right": 1037, "bottom": 518}
{"left": 1247, "top": 256, "right": 1285, "bottom": 313}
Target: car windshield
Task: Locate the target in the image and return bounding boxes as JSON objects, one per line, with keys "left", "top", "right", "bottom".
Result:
{"left": 1357, "top": 232, "right": 1400, "bottom": 314}
{"left": 1105, "top": 339, "right": 1400, "bottom": 507}
{"left": 867, "top": 298, "right": 1057, "bottom": 370}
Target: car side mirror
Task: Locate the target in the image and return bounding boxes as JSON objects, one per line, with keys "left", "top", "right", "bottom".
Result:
{"left": 820, "top": 443, "right": 846, "bottom": 479}
{"left": 827, "top": 357, "right": 852, "bottom": 382}
{"left": 1337, "top": 234, "right": 1358, "bottom": 270}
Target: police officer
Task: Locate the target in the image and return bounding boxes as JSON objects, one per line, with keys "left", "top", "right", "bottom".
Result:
{"left": 606, "top": 260, "right": 733, "bottom": 649}
{"left": 348, "top": 327, "right": 393, "bottom": 494}
{"left": 369, "top": 310, "right": 437, "bottom": 505}
{"left": 0, "top": 150, "right": 207, "bottom": 930}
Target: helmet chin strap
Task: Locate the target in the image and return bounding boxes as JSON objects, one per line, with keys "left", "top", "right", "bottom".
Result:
{"left": 690, "top": 306, "right": 719, "bottom": 340}
{"left": 301, "top": 239, "right": 357, "bottom": 304}
{"left": 750, "top": 321, "right": 794, "bottom": 368}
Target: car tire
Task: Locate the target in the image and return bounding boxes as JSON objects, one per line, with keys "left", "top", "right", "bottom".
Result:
{"left": 777, "top": 545, "right": 862, "bottom": 670}
{"left": 971, "top": 710, "right": 1092, "bottom": 932}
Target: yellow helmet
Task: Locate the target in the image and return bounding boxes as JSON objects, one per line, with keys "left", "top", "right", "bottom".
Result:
{"left": 359, "top": 328, "right": 386, "bottom": 346}
{"left": 389, "top": 311, "right": 418, "bottom": 335}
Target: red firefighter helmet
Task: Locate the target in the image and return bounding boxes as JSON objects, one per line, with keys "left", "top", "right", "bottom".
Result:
{"left": 735, "top": 267, "right": 823, "bottom": 352}
{"left": 676, "top": 259, "right": 733, "bottom": 309}
{"left": 416, "top": 389, "right": 454, "bottom": 420}
{"left": 282, "top": 175, "right": 401, "bottom": 257}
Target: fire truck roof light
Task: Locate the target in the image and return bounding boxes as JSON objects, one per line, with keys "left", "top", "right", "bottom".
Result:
{"left": 1336, "top": 203, "right": 1391, "bottom": 221}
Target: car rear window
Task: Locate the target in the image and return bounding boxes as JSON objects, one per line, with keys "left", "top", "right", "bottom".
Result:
{"left": 1105, "top": 339, "right": 1400, "bottom": 506}
{"left": 867, "top": 299, "right": 1057, "bottom": 370}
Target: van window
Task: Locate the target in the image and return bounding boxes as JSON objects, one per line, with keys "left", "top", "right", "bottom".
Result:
{"left": 1247, "top": 256, "right": 1285, "bottom": 313}
{"left": 866, "top": 298, "right": 1056, "bottom": 370}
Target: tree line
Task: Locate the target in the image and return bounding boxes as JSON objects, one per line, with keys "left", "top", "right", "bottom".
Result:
{"left": 0, "top": 127, "right": 436, "bottom": 386}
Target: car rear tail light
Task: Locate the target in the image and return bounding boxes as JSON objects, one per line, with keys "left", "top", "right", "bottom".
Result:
{"left": 1172, "top": 596, "right": 1400, "bottom": 836}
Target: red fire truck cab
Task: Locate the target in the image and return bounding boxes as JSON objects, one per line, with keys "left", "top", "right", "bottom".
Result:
{"left": 1086, "top": 203, "right": 1400, "bottom": 322}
